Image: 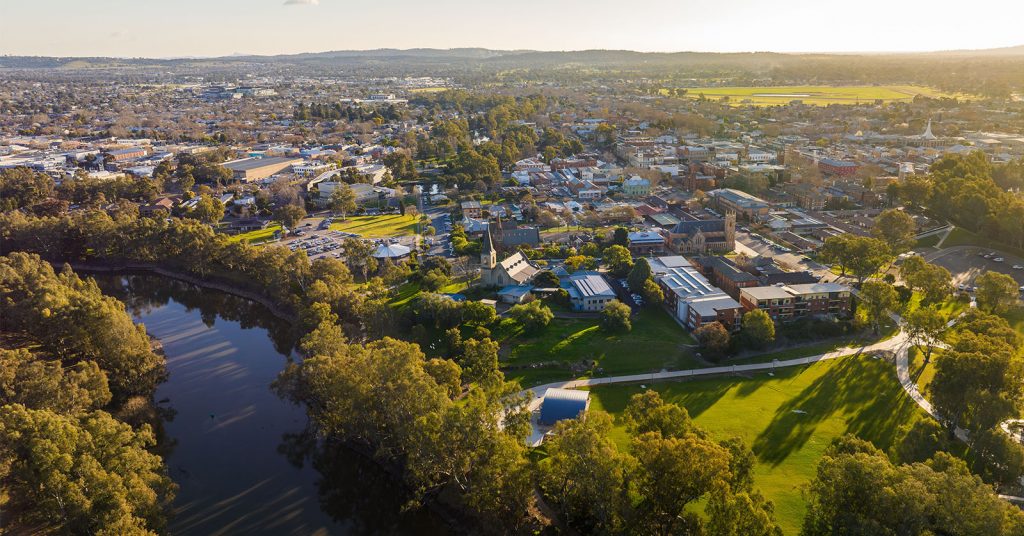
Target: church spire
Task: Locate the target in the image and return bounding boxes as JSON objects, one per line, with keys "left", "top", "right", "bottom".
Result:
{"left": 922, "top": 118, "right": 936, "bottom": 140}
{"left": 481, "top": 224, "right": 497, "bottom": 269}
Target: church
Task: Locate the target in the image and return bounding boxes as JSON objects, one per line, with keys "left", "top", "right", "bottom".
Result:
{"left": 479, "top": 226, "right": 540, "bottom": 287}
{"left": 667, "top": 212, "right": 736, "bottom": 254}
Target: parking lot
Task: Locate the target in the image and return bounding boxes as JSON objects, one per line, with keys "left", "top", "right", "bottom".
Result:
{"left": 922, "top": 245, "right": 1024, "bottom": 292}
{"left": 284, "top": 217, "right": 417, "bottom": 261}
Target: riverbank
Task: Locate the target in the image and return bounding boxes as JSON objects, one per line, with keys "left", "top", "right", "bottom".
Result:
{"left": 55, "top": 260, "right": 298, "bottom": 323}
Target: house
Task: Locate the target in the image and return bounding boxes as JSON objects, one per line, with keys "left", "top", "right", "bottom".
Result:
{"left": 497, "top": 285, "right": 534, "bottom": 304}
{"left": 139, "top": 197, "right": 175, "bottom": 217}
{"left": 480, "top": 227, "right": 539, "bottom": 287}
{"left": 622, "top": 176, "right": 651, "bottom": 197}
{"left": 627, "top": 231, "right": 667, "bottom": 256}
{"left": 564, "top": 272, "right": 617, "bottom": 312}
{"left": 461, "top": 200, "right": 483, "bottom": 219}
{"left": 223, "top": 156, "right": 303, "bottom": 181}
{"left": 540, "top": 388, "right": 590, "bottom": 424}
{"left": 668, "top": 213, "right": 736, "bottom": 254}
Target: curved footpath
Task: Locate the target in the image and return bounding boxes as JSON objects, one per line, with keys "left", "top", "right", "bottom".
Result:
{"left": 522, "top": 329, "right": 910, "bottom": 415}
{"left": 521, "top": 311, "right": 1024, "bottom": 501}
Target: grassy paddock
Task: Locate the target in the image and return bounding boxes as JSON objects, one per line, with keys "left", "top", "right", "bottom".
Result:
{"left": 330, "top": 214, "right": 418, "bottom": 238}
{"left": 588, "top": 355, "right": 926, "bottom": 534}
{"left": 678, "top": 85, "right": 966, "bottom": 107}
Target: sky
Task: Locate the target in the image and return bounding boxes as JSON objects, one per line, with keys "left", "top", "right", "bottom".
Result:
{"left": 1, "top": 0, "right": 1022, "bottom": 58}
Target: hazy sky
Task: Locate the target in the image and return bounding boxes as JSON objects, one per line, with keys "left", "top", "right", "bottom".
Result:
{"left": 1, "top": 0, "right": 1021, "bottom": 57}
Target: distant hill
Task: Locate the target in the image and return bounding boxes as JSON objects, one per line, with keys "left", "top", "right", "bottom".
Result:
{"left": 2, "top": 45, "right": 1021, "bottom": 70}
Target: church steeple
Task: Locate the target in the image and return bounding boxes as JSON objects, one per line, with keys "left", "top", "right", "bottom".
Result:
{"left": 481, "top": 224, "right": 497, "bottom": 269}
{"left": 922, "top": 119, "right": 936, "bottom": 140}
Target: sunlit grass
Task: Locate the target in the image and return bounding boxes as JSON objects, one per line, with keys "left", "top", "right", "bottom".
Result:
{"left": 676, "top": 85, "right": 969, "bottom": 107}
{"left": 588, "top": 355, "right": 927, "bottom": 534}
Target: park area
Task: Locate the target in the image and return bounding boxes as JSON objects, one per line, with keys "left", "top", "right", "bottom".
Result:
{"left": 329, "top": 214, "right": 419, "bottom": 238}
{"left": 587, "top": 355, "right": 928, "bottom": 535}
{"left": 498, "top": 309, "right": 699, "bottom": 387}
{"left": 227, "top": 223, "right": 282, "bottom": 244}
{"left": 679, "top": 85, "right": 966, "bottom": 106}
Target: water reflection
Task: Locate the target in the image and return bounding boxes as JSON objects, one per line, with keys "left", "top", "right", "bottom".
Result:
{"left": 95, "top": 274, "right": 451, "bottom": 535}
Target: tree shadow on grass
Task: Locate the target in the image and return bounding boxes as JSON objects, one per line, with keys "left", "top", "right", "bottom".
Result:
{"left": 658, "top": 381, "right": 733, "bottom": 420}
{"left": 752, "top": 356, "right": 918, "bottom": 466}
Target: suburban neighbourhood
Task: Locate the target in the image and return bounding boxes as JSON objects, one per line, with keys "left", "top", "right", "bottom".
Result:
{"left": 2, "top": 10, "right": 1024, "bottom": 535}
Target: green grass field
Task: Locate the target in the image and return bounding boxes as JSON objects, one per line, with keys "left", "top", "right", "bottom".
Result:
{"left": 500, "top": 309, "right": 699, "bottom": 387}
{"left": 677, "top": 85, "right": 966, "bottom": 107}
{"left": 330, "top": 215, "right": 419, "bottom": 238}
{"left": 588, "top": 355, "right": 927, "bottom": 535}
{"left": 904, "top": 292, "right": 970, "bottom": 318}
{"left": 915, "top": 233, "right": 942, "bottom": 248}
{"left": 227, "top": 223, "right": 283, "bottom": 244}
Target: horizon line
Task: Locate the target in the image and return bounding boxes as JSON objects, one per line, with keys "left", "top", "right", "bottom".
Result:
{"left": 2, "top": 43, "right": 1023, "bottom": 61}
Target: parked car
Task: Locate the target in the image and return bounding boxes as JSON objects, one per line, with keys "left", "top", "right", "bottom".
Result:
{"left": 1013, "top": 265, "right": 1024, "bottom": 270}
{"left": 994, "top": 257, "right": 1005, "bottom": 262}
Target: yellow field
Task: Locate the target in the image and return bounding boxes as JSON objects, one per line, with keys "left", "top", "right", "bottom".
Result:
{"left": 672, "top": 85, "right": 969, "bottom": 106}
{"left": 329, "top": 214, "right": 418, "bottom": 238}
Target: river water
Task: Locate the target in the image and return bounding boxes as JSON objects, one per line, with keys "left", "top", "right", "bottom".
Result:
{"left": 97, "top": 274, "right": 450, "bottom": 536}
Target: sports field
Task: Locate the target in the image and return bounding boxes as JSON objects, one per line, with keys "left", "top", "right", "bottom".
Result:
{"left": 678, "top": 85, "right": 966, "bottom": 106}
{"left": 588, "top": 355, "right": 927, "bottom": 535}
{"left": 329, "top": 214, "right": 419, "bottom": 238}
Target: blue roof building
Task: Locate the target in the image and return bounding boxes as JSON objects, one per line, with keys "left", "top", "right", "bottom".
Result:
{"left": 540, "top": 388, "right": 590, "bottom": 424}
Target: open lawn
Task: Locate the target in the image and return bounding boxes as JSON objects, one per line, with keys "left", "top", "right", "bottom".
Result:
{"left": 908, "top": 346, "right": 941, "bottom": 395}
{"left": 915, "top": 233, "right": 942, "bottom": 248}
{"left": 330, "top": 215, "right": 419, "bottom": 238}
{"left": 587, "top": 355, "right": 927, "bottom": 535}
{"left": 227, "top": 223, "right": 282, "bottom": 244}
{"left": 500, "top": 309, "right": 699, "bottom": 387}
{"left": 678, "top": 85, "right": 967, "bottom": 107}
{"left": 904, "top": 292, "right": 970, "bottom": 318}
{"left": 387, "top": 279, "right": 469, "bottom": 308}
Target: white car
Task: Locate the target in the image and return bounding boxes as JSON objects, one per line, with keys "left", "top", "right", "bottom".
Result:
{"left": 994, "top": 257, "right": 1005, "bottom": 262}
{"left": 1013, "top": 265, "right": 1024, "bottom": 270}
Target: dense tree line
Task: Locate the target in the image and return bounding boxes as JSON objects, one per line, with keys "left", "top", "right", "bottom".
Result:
{"left": 803, "top": 435, "right": 1024, "bottom": 535}
{"left": 539, "top": 391, "right": 782, "bottom": 535}
{"left": 0, "top": 253, "right": 175, "bottom": 534}
{"left": 293, "top": 101, "right": 405, "bottom": 123}
{"left": 0, "top": 210, "right": 364, "bottom": 335}
{"left": 890, "top": 152, "right": 1024, "bottom": 249}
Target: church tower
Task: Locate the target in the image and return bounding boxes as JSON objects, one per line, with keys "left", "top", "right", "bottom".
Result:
{"left": 724, "top": 211, "right": 737, "bottom": 251}
{"left": 481, "top": 224, "right": 497, "bottom": 270}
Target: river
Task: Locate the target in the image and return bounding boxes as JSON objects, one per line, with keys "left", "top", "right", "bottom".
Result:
{"left": 97, "top": 274, "right": 450, "bottom": 536}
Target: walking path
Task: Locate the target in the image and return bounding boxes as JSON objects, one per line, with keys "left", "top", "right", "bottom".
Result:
{"left": 522, "top": 330, "right": 909, "bottom": 444}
